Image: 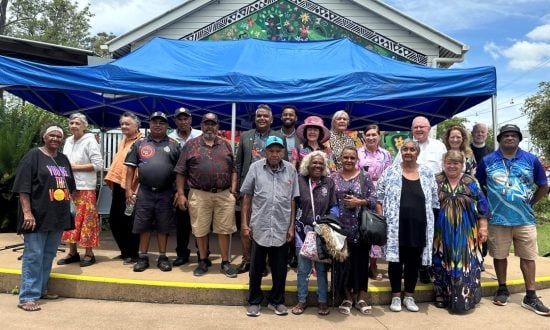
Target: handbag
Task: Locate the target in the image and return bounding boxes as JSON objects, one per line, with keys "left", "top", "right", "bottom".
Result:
{"left": 359, "top": 207, "right": 387, "bottom": 246}
{"left": 299, "top": 230, "right": 331, "bottom": 263}
{"left": 317, "top": 214, "right": 349, "bottom": 262}
{"left": 358, "top": 170, "right": 387, "bottom": 246}
{"left": 298, "top": 178, "right": 332, "bottom": 263}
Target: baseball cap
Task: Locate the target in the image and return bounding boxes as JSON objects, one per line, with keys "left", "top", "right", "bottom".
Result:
{"left": 201, "top": 113, "right": 219, "bottom": 124}
{"left": 149, "top": 111, "right": 168, "bottom": 122}
{"left": 265, "top": 136, "right": 284, "bottom": 148}
{"left": 497, "top": 124, "right": 522, "bottom": 142}
{"left": 174, "top": 107, "right": 191, "bottom": 117}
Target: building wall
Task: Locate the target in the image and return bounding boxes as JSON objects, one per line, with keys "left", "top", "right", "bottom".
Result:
{"left": 131, "top": 0, "right": 439, "bottom": 64}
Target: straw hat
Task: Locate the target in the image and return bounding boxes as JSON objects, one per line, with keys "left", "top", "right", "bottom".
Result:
{"left": 296, "top": 116, "right": 330, "bottom": 144}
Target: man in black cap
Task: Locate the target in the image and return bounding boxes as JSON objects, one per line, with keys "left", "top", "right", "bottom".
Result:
{"left": 476, "top": 124, "right": 549, "bottom": 316}
{"left": 124, "top": 111, "right": 181, "bottom": 272}
{"left": 168, "top": 107, "right": 203, "bottom": 267}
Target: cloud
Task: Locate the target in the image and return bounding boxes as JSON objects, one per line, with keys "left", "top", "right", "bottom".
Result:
{"left": 502, "top": 41, "right": 550, "bottom": 70}
{"left": 85, "top": 0, "right": 181, "bottom": 35}
{"left": 526, "top": 24, "right": 550, "bottom": 41}
{"left": 484, "top": 42, "right": 502, "bottom": 60}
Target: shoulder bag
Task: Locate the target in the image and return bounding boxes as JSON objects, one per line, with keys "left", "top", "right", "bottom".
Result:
{"left": 358, "top": 170, "right": 387, "bottom": 246}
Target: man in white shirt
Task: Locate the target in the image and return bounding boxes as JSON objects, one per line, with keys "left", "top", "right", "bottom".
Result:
{"left": 401, "top": 116, "right": 447, "bottom": 174}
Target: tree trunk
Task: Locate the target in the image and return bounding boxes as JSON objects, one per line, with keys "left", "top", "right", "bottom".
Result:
{"left": 0, "top": 0, "right": 8, "bottom": 35}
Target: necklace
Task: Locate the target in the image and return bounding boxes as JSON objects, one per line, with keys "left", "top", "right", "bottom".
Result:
{"left": 39, "top": 146, "right": 57, "bottom": 157}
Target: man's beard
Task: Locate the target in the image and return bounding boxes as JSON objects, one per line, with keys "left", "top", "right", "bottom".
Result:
{"left": 203, "top": 131, "right": 216, "bottom": 140}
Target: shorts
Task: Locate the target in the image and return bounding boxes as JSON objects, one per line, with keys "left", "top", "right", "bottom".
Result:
{"left": 188, "top": 188, "right": 236, "bottom": 237}
{"left": 488, "top": 224, "right": 538, "bottom": 260}
{"left": 133, "top": 188, "right": 176, "bottom": 234}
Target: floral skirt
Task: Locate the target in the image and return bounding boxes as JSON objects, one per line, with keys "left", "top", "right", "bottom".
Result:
{"left": 61, "top": 190, "right": 100, "bottom": 248}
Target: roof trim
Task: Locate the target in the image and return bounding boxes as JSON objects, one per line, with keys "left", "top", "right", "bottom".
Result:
{"left": 107, "top": 0, "right": 468, "bottom": 58}
{"left": 352, "top": 0, "right": 468, "bottom": 56}
{"left": 0, "top": 35, "right": 95, "bottom": 56}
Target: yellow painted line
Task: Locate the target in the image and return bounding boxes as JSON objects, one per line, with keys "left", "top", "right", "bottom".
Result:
{"left": 2, "top": 268, "right": 550, "bottom": 293}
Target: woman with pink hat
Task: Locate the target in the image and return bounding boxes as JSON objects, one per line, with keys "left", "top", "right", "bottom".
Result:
{"left": 291, "top": 116, "right": 335, "bottom": 171}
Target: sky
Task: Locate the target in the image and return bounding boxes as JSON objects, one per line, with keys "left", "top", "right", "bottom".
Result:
{"left": 82, "top": 0, "right": 550, "bottom": 148}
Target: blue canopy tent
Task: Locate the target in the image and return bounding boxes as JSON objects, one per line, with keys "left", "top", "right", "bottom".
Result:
{"left": 0, "top": 37, "right": 496, "bottom": 131}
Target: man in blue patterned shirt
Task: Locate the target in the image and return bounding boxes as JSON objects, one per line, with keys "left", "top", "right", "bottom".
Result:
{"left": 476, "top": 124, "right": 549, "bottom": 316}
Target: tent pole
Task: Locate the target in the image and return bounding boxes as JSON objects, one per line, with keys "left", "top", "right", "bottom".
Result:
{"left": 231, "top": 103, "right": 236, "bottom": 153}
{"left": 491, "top": 95, "right": 498, "bottom": 150}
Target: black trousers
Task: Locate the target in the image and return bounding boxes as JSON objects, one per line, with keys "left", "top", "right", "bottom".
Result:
{"left": 248, "top": 240, "right": 288, "bottom": 305}
{"left": 108, "top": 183, "right": 139, "bottom": 259}
{"left": 388, "top": 246, "right": 423, "bottom": 294}
{"left": 175, "top": 192, "right": 191, "bottom": 258}
{"left": 334, "top": 239, "right": 371, "bottom": 302}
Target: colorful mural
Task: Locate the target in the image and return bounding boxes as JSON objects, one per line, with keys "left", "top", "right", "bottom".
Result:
{"left": 191, "top": 0, "right": 426, "bottom": 64}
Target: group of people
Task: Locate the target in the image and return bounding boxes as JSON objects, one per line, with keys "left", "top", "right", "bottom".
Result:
{"left": 12, "top": 105, "right": 549, "bottom": 318}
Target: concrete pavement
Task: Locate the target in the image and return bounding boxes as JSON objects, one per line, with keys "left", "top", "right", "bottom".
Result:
{"left": 1, "top": 289, "right": 550, "bottom": 329}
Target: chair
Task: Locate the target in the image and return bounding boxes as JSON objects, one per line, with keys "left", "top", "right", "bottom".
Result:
{"left": 96, "top": 184, "right": 112, "bottom": 224}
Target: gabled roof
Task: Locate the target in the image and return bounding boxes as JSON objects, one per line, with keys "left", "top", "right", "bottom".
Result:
{"left": 106, "top": 0, "right": 467, "bottom": 63}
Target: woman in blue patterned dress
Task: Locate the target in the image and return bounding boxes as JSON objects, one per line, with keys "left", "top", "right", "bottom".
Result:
{"left": 432, "top": 150, "right": 489, "bottom": 312}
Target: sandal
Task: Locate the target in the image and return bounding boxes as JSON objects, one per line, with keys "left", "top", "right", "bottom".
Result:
{"left": 40, "top": 293, "right": 59, "bottom": 300}
{"left": 338, "top": 299, "right": 352, "bottom": 315}
{"left": 291, "top": 302, "right": 307, "bottom": 315}
{"left": 80, "top": 254, "right": 96, "bottom": 267}
{"left": 17, "top": 301, "right": 41, "bottom": 312}
{"left": 355, "top": 300, "right": 372, "bottom": 314}
{"left": 318, "top": 302, "right": 330, "bottom": 316}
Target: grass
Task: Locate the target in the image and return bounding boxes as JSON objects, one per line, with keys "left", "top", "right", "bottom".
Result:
{"left": 537, "top": 222, "right": 550, "bottom": 257}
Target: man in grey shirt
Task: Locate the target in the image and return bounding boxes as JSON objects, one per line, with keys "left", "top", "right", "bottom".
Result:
{"left": 240, "top": 136, "right": 299, "bottom": 317}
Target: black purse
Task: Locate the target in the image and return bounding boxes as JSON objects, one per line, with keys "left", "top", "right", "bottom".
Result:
{"left": 359, "top": 206, "right": 387, "bottom": 246}
{"left": 358, "top": 170, "right": 387, "bottom": 246}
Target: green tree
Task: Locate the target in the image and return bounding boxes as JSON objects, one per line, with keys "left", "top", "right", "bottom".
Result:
{"left": 87, "top": 31, "right": 117, "bottom": 57}
{"left": 435, "top": 116, "right": 469, "bottom": 139}
{"left": 522, "top": 81, "right": 550, "bottom": 159}
{"left": 0, "top": 99, "right": 66, "bottom": 231}
{"left": 2, "top": 0, "right": 93, "bottom": 48}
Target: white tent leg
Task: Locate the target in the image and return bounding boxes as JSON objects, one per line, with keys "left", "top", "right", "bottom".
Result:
{"left": 491, "top": 95, "right": 498, "bottom": 151}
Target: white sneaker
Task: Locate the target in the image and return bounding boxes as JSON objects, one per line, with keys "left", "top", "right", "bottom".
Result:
{"left": 403, "top": 296, "right": 419, "bottom": 312}
{"left": 390, "top": 297, "right": 402, "bottom": 312}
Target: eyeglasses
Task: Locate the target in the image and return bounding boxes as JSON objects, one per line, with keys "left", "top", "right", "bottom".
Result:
{"left": 413, "top": 126, "right": 429, "bottom": 130}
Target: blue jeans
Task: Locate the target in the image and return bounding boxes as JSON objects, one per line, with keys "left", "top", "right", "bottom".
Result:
{"left": 19, "top": 230, "right": 63, "bottom": 303}
{"left": 296, "top": 247, "right": 328, "bottom": 304}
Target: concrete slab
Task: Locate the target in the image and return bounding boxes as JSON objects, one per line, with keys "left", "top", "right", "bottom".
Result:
{"left": 1, "top": 232, "right": 550, "bottom": 306}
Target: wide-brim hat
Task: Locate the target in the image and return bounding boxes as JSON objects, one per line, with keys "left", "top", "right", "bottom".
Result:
{"left": 497, "top": 124, "right": 522, "bottom": 142}
{"left": 296, "top": 116, "right": 330, "bottom": 144}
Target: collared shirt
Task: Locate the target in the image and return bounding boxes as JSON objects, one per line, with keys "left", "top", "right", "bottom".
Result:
{"left": 356, "top": 146, "right": 392, "bottom": 183}
{"left": 174, "top": 136, "right": 236, "bottom": 191}
{"left": 394, "top": 137, "right": 447, "bottom": 175}
{"left": 240, "top": 159, "right": 299, "bottom": 247}
{"left": 168, "top": 128, "right": 202, "bottom": 147}
{"left": 251, "top": 130, "right": 269, "bottom": 163}
{"left": 475, "top": 148, "right": 547, "bottom": 226}
{"left": 124, "top": 135, "right": 180, "bottom": 189}
{"left": 104, "top": 132, "right": 144, "bottom": 189}
{"left": 329, "top": 130, "right": 355, "bottom": 171}
{"left": 280, "top": 127, "right": 297, "bottom": 154}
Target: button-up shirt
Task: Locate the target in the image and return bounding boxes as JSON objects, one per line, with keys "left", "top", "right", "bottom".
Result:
{"left": 240, "top": 159, "right": 299, "bottom": 247}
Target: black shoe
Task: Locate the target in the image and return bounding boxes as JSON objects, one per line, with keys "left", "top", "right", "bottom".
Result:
{"left": 123, "top": 257, "right": 138, "bottom": 265}
{"left": 173, "top": 256, "right": 189, "bottom": 267}
{"left": 80, "top": 254, "right": 96, "bottom": 267}
{"left": 493, "top": 287, "right": 510, "bottom": 306}
{"left": 57, "top": 253, "right": 80, "bottom": 265}
{"left": 480, "top": 263, "right": 485, "bottom": 272}
{"left": 419, "top": 268, "right": 432, "bottom": 284}
{"left": 193, "top": 259, "right": 209, "bottom": 276}
{"left": 522, "top": 296, "right": 550, "bottom": 316}
{"left": 237, "top": 260, "right": 250, "bottom": 274}
{"left": 221, "top": 261, "right": 238, "bottom": 278}
{"left": 197, "top": 251, "right": 212, "bottom": 267}
{"left": 157, "top": 256, "right": 172, "bottom": 272}
{"left": 133, "top": 256, "right": 150, "bottom": 272}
